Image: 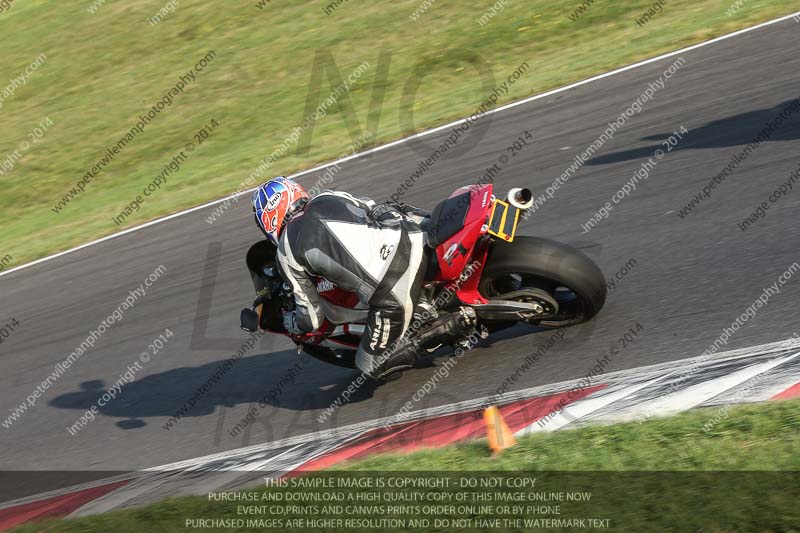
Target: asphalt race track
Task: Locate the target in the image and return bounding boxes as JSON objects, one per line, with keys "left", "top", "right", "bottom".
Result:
{"left": 1, "top": 19, "right": 799, "bottom": 476}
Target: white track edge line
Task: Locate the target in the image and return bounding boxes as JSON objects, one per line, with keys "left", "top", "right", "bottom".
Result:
{"left": 2, "top": 11, "right": 799, "bottom": 280}
{"left": 515, "top": 370, "right": 680, "bottom": 435}
{"left": 147, "top": 337, "right": 799, "bottom": 472}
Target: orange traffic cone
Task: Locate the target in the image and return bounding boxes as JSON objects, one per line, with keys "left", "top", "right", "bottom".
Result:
{"left": 484, "top": 406, "right": 516, "bottom": 454}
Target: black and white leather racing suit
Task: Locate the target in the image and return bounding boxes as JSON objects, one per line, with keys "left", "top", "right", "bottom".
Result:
{"left": 276, "top": 191, "right": 427, "bottom": 378}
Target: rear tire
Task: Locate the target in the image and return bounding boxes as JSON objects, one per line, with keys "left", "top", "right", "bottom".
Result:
{"left": 479, "top": 236, "right": 606, "bottom": 327}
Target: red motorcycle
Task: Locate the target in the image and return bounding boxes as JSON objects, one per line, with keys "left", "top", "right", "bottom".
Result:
{"left": 241, "top": 184, "right": 606, "bottom": 368}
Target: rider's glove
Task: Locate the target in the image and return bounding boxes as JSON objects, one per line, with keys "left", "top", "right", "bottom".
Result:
{"left": 283, "top": 311, "right": 304, "bottom": 335}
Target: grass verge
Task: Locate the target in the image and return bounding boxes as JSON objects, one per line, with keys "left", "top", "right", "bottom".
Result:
{"left": 10, "top": 399, "right": 800, "bottom": 531}
{"left": 0, "top": 1, "right": 797, "bottom": 266}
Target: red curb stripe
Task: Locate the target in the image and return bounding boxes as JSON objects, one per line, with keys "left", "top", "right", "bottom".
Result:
{"left": 771, "top": 381, "right": 800, "bottom": 400}
{"left": 0, "top": 479, "right": 130, "bottom": 532}
{"left": 295, "top": 385, "right": 606, "bottom": 473}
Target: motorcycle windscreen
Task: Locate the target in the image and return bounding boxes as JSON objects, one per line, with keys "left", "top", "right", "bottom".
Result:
{"left": 487, "top": 199, "right": 520, "bottom": 242}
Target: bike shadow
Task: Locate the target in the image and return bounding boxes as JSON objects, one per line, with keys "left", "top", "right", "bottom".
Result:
{"left": 49, "top": 349, "right": 380, "bottom": 430}
{"left": 49, "top": 323, "right": 566, "bottom": 430}
{"left": 586, "top": 98, "right": 800, "bottom": 166}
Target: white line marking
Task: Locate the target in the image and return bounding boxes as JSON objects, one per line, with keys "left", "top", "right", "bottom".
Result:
{"left": 2, "top": 11, "right": 799, "bottom": 280}
{"left": 183, "top": 443, "right": 307, "bottom": 495}
{"left": 604, "top": 351, "right": 800, "bottom": 421}
{"left": 69, "top": 473, "right": 176, "bottom": 518}
{"left": 515, "top": 371, "right": 678, "bottom": 435}
{"left": 72, "top": 443, "right": 312, "bottom": 518}
{"left": 220, "top": 442, "right": 306, "bottom": 473}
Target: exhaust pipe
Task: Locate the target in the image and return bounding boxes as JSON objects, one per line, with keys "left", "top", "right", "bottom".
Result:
{"left": 507, "top": 187, "right": 533, "bottom": 210}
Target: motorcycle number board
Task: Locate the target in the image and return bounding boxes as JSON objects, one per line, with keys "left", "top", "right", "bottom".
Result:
{"left": 488, "top": 199, "right": 520, "bottom": 242}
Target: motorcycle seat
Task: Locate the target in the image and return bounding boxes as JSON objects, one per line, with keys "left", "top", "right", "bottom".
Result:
{"left": 422, "top": 192, "right": 471, "bottom": 248}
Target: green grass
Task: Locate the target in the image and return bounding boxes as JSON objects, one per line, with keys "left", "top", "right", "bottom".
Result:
{"left": 0, "top": 0, "right": 797, "bottom": 266}
{"left": 11, "top": 399, "right": 800, "bottom": 532}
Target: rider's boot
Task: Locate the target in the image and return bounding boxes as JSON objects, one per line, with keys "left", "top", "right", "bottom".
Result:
{"left": 370, "top": 341, "right": 420, "bottom": 382}
{"left": 371, "top": 306, "right": 477, "bottom": 381}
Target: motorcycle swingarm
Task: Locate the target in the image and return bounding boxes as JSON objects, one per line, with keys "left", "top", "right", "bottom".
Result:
{"left": 470, "top": 289, "right": 559, "bottom": 321}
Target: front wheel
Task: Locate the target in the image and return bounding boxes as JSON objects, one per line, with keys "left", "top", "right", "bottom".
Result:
{"left": 479, "top": 236, "right": 606, "bottom": 327}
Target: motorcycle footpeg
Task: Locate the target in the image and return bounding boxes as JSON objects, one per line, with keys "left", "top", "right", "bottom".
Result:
{"left": 457, "top": 306, "right": 477, "bottom": 329}
{"left": 240, "top": 308, "right": 260, "bottom": 333}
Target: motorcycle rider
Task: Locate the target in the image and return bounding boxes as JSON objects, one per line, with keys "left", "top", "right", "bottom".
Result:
{"left": 250, "top": 176, "right": 427, "bottom": 380}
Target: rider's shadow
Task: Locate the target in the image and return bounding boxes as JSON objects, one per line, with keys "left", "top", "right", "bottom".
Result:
{"left": 585, "top": 98, "right": 800, "bottom": 166}
{"left": 49, "top": 350, "right": 378, "bottom": 429}
{"left": 50, "top": 325, "right": 576, "bottom": 430}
